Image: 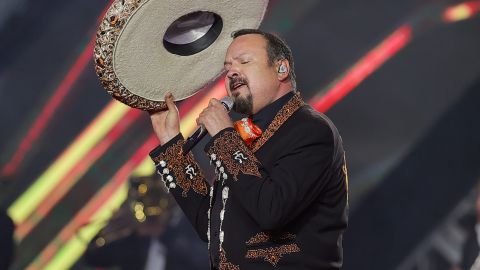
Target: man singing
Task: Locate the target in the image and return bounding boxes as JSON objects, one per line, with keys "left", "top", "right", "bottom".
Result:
{"left": 149, "top": 29, "right": 348, "bottom": 269}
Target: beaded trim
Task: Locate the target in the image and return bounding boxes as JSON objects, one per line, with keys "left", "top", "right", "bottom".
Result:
{"left": 245, "top": 232, "right": 296, "bottom": 246}
{"left": 219, "top": 249, "right": 240, "bottom": 270}
{"left": 153, "top": 139, "right": 207, "bottom": 197}
{"left": 207, "top": 186, "right": 214, "bottom": 250}
{"left": 219, "top": 186, "right": 229, "bottom": 249}
{"left": 250, "top": 92, "right": 305, "bottom": 152}
{"left": 206, "top": 131, "right": 261, "bottom": 267}
{"left": 207, "top": 154, "right": 231, "bottom": 252}
{"left": 94, "top": 0, "right": 166, "bottom": 111}
{"left": 245, "top": 243, "right": 300, "bottom": 266}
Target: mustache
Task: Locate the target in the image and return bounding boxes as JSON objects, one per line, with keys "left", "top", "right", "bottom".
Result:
{"left": 229, "top": 77, "right": 248, "bottom": 90}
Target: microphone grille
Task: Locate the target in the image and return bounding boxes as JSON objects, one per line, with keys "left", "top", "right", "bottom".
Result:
{"left": 220, "top": 96, "right": 234, "bottom": 111}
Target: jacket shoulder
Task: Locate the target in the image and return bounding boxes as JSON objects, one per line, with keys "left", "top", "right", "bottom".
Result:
{"left": 290, "top": 105, "right": 340, "bottom": 139}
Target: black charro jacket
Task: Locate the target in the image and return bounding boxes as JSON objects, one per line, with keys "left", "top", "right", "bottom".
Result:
{"left": 150, "top": 92, "right": 348, "bottom": 270}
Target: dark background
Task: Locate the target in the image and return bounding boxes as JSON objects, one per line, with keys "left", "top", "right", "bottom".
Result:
{"left": 1, "top": 0, "right": 479, "bottom": 269}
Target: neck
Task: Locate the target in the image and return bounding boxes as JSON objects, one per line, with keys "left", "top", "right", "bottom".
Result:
{"left": 271, "top": 84, "right": 294, "bottom": 103}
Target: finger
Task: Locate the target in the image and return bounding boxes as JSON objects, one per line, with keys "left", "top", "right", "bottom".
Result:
{"left": 199, "top": 110, "right": 207, "bottom": 120}
{"left": 197, "top": 114, "right": 205, "bottom": 127}
{"left": 209, "top": 98, "right": 220, "bottom": 106}
{"left": 197, "top": 110, "right": 203, "bottom": 123}
{"left": 165, "top": 92, "right": 176, "bottom": 111}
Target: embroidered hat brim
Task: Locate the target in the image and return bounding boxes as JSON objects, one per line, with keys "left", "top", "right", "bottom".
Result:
{"left": 94, "top": 0, "right": 269, "bottom": 111}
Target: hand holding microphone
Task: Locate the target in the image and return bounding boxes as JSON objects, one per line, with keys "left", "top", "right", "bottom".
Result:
{"left": 183, "top": 96, "right": 234, "bottom": 154}
{"left": 150, "top": 92, "right": 234, "bottom": 152}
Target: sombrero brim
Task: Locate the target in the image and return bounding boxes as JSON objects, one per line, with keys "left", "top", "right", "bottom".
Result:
{"left": 94, "top": 0, "right": 269, "bottom": 111}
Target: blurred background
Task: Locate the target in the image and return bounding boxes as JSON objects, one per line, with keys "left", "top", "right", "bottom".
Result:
{"left": 1, "top": 0, "right": 480, "bottom": 269}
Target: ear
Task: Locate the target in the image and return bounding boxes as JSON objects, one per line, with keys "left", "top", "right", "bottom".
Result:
{"left": 276, "top": 59, "right": 290, "bottom": 82}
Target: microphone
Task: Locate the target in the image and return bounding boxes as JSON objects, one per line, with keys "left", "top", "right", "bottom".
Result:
{"left": 183, "top": 96, "right": 234, "bottom": 154}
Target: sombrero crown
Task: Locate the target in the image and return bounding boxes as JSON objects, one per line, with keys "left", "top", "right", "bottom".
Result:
{"left": 94, "top": 0, "right": 269, "bottom": 111}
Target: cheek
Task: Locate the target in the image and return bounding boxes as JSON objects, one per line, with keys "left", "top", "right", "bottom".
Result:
{"left": 245, "top": 70, "right": 261, "bottom": 88}
{"left": 247, "top": 70, "right": 272, "bottom": 91}
{"left": 225, "top": 80, "right": 233, "bottom": 94}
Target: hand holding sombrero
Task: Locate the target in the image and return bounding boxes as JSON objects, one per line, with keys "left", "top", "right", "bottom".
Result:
{"left": 94, "top": 0, "right": 269, "bottom": 111}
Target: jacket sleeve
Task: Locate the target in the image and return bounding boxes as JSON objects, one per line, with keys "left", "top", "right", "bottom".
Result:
{"left": 205, "top": 126, "right": 336, "bottom": 231}
{"left": 149, "top": 133, "right": 211, "bottom": 242}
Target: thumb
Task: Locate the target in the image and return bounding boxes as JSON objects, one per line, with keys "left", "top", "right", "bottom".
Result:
{"left": 165, "top": 92, "right": 176, "bottom": 112}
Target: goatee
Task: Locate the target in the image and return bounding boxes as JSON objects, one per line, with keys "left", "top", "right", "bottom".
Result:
{"left": 233, "top": 92, "right": 253, "bottom": 115}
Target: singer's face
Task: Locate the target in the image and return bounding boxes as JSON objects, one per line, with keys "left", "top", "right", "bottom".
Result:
{"left": 224, "top": 34, "right": 280, "bottom": 115}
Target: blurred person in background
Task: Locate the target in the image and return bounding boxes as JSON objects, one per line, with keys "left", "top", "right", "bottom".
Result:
{"left": 83, "top": 174, "right": 208, "bottom": 270}
{"left": 452, "top": 183, "right": 480, "bottom": 270}
{"left": 0, "top": 208, "right": 15, "bottom": 270}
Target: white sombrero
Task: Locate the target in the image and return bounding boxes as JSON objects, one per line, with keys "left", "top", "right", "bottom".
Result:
{"left": 94, "top": 0, "right": 269, "bottom": 111}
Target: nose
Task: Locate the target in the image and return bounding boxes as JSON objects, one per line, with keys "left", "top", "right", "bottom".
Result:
{"left": 226, "top": 66, "right": 239, "bottom": 80}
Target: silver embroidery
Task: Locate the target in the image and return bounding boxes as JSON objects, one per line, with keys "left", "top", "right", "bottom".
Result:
{"left": 185, "top": 164, "right": 197, "bottom": 179}
{"left": 233, "top": 151, "right": 248, "bottom": 164}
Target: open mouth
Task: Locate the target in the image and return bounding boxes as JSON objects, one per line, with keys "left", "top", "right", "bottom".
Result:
{"left": 230, "top": 78, "right": 248, "bottom": 92}
{"left": 232, "top": 82, "right": 246, "bottom": 90}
